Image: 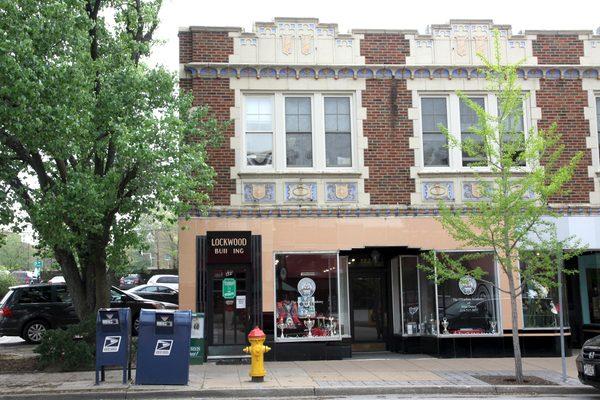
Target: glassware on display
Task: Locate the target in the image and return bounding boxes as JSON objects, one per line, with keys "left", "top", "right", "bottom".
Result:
{"left": 305, "top": 318, "right": 314, "bottom": 337}
{"left": 277, "top": 319, "right": 286, "bottom": 339}
{"left": 441, "top": 317, "right": 449, "bottom": 334}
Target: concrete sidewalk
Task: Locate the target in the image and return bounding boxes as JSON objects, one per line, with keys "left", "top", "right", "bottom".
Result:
{"left": 0, "top": 354, "right": 594, "bottom": 399}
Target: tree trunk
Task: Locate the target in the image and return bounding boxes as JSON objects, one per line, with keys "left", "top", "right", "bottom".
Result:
{"left": 506, "top": 270, "right": 524, "bottom": 383}
{"left": 54, "top": 246, "right": 94, "bottom": 319}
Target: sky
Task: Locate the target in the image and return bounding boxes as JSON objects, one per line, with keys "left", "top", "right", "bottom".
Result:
{"left": 150, "top": 0, "right": 600, "bottom": 72}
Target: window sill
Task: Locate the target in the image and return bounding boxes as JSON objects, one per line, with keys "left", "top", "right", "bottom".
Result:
{"left": 238, "top": 170, "right": 362, "bottom": 178}
{"left": 417, "top": 168, "right": 531, "bottom": 177}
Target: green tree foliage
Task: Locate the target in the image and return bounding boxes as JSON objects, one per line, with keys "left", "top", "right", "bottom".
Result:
{"left": 0, "top": 268, "right": 17, "bottom": 297}
{"left": 0, "top": 233, "right": 32, "bottom": 271}
{"left": 0, "top": 1, "right": 225, "bottom": 319}
{"left": 419, "top": 32, "right": 584, "bottom": 383}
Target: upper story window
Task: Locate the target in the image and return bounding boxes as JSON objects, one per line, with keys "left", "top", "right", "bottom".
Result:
{"left": 243, "top": 93, "right": 354, "bottom": 171}
{"left": 285, "top": 97, "right": 313, "bottom": 167}
{"left": 245, "top": 96, "right": 273, "bottom": 166}
{"left": 419, "top": 92, "right": 529, "bottom": 169}
{"left": 421, "top": 97, "right": 449, "bottom": 167}
{"left": 596, "top": 97, "right": 600, "bottom": 158}
{"left": 498, "top": 102, "right": 526, "bottom": 167}
{"left": 325, "top": 97, "right": 352, "bottom": 167}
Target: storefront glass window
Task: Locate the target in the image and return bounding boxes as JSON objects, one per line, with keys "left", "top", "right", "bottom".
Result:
{"left": 274, "top": 253, "right": 342, "bottom": 342}
{"left": 399, "top": 256, "right": 436, "bottom": 336}
{"left": 522, "top": 281, "right": 564, "bottom": 328}
{"left": 437, "top": 253, "right": 500, "bottom": 335}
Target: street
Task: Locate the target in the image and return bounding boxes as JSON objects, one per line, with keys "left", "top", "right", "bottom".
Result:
{"left": 144, "top": 396, "right": 600, "bottom": 400}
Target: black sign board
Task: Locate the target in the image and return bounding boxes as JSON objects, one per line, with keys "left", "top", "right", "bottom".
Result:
{"left": 206, "top": 231, "right": 252, "bottom": 264}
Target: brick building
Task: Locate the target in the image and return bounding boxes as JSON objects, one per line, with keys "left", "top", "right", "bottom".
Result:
{"left": 178, "top": 18, "right": 600, "bottom": 360}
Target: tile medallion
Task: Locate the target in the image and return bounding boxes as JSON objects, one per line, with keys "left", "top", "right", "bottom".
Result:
{"left": 285, "top": 182, "right": 317, "bottom": 202}
{"left": 423, "top": 182, "right": 454, "bottom": 201}
{"left": 243, "top": 183, "right": 275, "bottom": 203}
{"left": 326, "top": 182, "right": 357, "bottom": 202}
{"left": 462, "top": 181, "right": 490, "bottom": 201}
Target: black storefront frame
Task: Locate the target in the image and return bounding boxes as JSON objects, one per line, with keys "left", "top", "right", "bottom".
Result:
{"left": 196, "top": 234, "right": 263, "bottom": 356}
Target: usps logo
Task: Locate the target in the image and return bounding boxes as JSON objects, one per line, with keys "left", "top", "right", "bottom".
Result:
{"left": 154, "top": 339, "right": 173, "bottom": 356}
{"left": 102, "top": 336, "right": 121, "bottom": 353}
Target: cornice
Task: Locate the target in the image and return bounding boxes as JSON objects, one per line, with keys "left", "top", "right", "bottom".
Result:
{"left": 183, "top": 62, "right": 600, "bottom": 80}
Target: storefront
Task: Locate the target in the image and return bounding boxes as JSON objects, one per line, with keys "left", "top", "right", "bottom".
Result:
{"left": 179, "top": 215, "right": 572, "bottom": 360}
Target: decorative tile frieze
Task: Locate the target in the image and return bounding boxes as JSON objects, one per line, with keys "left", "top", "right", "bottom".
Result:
{"left": 285, "top": 182, "right": 317, "bottom": 202}
{"left": 423, "top": 182, "right": 454, "bottom": 201}
{"left": 462, "top": 181, "right": 490, "bottom": 201}
{"left": 326, "top": 182, "right": 358, "bottom": 203}
{"left": 243, "top": 183, "right": 275, "bottom": 203}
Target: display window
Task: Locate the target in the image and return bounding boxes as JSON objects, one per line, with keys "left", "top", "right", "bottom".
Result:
{"left": 521, "top": 281, "right": 564, "bottom": 328}
{"left": 436, "top": 253, "right": 500, "bottom": 335}
{"left": 399, "top": 256, "right": 436, "bottom": 336}
{"left": 274, "top": 253, "right": 343, "bottom": 342}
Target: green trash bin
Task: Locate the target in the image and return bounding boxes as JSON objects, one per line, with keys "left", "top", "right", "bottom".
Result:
{"left": 190, "top": 312, "right": 205, "bottom": 365}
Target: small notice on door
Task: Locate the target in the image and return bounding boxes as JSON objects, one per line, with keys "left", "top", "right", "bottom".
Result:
{"left": 236, "top": 295, "right": 246, "bottom": 309}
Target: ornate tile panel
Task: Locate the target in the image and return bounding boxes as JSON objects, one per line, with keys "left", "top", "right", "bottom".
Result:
{"left": 243, "top": 183, "right": 275, "bottom": 203}
{"left": 462, "top": 181, "right": 490, "bottom": 201}
{"left": 326, "top": 182, "right": 358, "bottom": 203}
{"left": 285, "top": 182, "right": 317, "bottom": 202}
{"left": 422, "top": 182, "right": 454, "bottom": 201}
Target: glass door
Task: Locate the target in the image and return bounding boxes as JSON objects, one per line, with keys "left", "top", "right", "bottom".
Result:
{"left": 350, "top": 269, "right": 388, "bottom": 342}
{"left": 207, "top": 266, "right": 249, "bottom": 346}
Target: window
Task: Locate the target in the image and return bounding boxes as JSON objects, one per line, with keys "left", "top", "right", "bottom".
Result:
{"left": 498, "top": 100, "right": 526, "bottom": 166}
{"left": 18, "top": 287, "right": 52, "bottom": 304}
{"left": 460, "top": 97, "right": 486, "bottom": 166}
{"left": 245, "top": 96, "right": 273, "bottom": 166}
{"left": 421, "top": 97, "right": 449, "bottom": 166}
{"left": 274, "top": 253, "right": 343, "bottom": 342}
{"left": 54, "top": 286, "right": 72, "bottom": 303}
{"left": 243, "top": 93, "right": 354, "bottom": 170}
{"left": 324, "top": 97, "right": 352, "bottom": 167}
{"left": 522, "top": 281, "right": 564, "bottom": 328}
{"left": 597, "top": 97, "right": 600, "bottom": 159}
{"left": 139, "top": 286, "right": 159, "bottom": 293}
{"left": 285, "top": 97, "right": 313, "bottom": 167}
{"left": 399, "top": 256, "right": 436, "bottom": 336}
{"left": 436, "top": 253, "right": 500, "bottom": 335}
{"left": 157, "top": 276, "right": 178, "bottom": 284}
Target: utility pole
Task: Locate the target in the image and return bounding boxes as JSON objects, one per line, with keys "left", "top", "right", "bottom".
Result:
{"left": 557, "top": 249, "right": 567, "bottom": 383}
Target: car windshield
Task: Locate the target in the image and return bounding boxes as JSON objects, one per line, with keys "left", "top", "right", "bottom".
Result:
{"left": 111, "top": 287, "right": 144, "bottom": 301}
{"left": 0, "top": 290, "right": 13, "bottom": 307}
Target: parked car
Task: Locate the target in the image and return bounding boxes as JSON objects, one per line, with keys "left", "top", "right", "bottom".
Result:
{"left": 146, "top": 274, "right": 179, "bottom": 290}
{"left": 127, "top": 284, "right": 179, "bottom": 305}
{"left": 10, "top": 271, "right": 38, "bottom": 285}
{"left": 577, "top": 335, "right": 600, "bottom": 388}
{"left": 48, "top": 276, "right": 65, "bottom": 284}
{"left": 119, "top": 273, "right": 143, "bottom": 289}
{"left": 0, "top": 283, "right": 177, "bottom": 344}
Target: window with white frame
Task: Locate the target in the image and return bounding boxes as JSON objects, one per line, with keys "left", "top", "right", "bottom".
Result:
{"left": 243, "top": 93, "right": 354, "bottom": 171}
{"left": 245, "top": 96, "right": 273, "bottom": 166}
{"left": 498, "top": 100, "right": 526, "bottom": 167}
{"left": 285, "top": 97, "right": 313, "bottom": 167}
{"left": 419, "top": 92, "right": 528, "bottom": 169}
{"left": 596, "top": 97, "right": 600, "bottom": 159}
{"left": 460, "top": 97, "right": 486, "bottom": 166}
{"left": 421, "top": 97, "right": 449, "bottom": 167}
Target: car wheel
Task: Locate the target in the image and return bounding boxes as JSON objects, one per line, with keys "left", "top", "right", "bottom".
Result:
{"left": 23, "top": 320, "right": 48, "bottom": 344}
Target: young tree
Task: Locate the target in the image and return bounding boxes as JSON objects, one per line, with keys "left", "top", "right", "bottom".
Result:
{"left": 0, "top": 233, "right": 32, "bottom": 271}
{"left": 0, "top": 1, "right": 224, "bottom": 319}
{"left": 419, "top": 33, "right": 584, "bottom": 383}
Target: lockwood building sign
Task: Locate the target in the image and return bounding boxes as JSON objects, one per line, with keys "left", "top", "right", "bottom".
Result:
{"left": 206, "top": 231, "right": 251, "bottom": 264}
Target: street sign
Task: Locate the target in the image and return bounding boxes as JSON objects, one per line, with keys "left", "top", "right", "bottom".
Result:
{"left": 222, "top": 278, "right": 236, "bottom": 299}
{"left": 33, "top": 260, "right": 43, "bottom": 268}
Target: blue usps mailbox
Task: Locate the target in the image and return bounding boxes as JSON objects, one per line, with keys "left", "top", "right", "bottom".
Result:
{"left": 135, "top": 309, "right": 192, "bottom": 385}
{"left": 95, "top": 308, "right": 131, "bottom": 385}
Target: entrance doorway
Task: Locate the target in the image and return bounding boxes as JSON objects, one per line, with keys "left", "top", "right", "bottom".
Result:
{"left": 206, "top": 265, "right": 251, "bottom": 353}
{"left": 350, "top": 268, "right": 389, "bottom": 350}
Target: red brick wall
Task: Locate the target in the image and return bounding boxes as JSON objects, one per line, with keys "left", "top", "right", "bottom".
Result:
{"left": 363, "top": 79, "right": 414, "bottom": 204}
{"left": 179, "top": 30, "right": 233, "bottom": 63}
{"left": 360, "top": 33, "right": 409, "bottom": 64}
{"left": 192, "top": 78, "right": 235, "bottom": 205}
{"left": 532, "top": 34, "right": 583, "bottom": 65}
{"left": 536, "top": 79, "right": 592, "bottom": 203}
{"left": 179, "top": 31, "right": 192, "bottom": 64}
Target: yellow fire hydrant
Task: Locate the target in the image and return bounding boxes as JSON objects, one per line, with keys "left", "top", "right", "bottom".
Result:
{"left": 243, "top": 326, "right": 271, "bottom": 382}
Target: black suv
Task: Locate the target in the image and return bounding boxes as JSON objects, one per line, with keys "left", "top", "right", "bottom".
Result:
{"left": 0, "top": 284, "right": 177, "bottom": 344}
{"left": 577, "top": 335, "right": 600, "bottom": 388}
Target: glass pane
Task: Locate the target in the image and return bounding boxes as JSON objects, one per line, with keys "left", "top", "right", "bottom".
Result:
{"left": 326, "top": 133, "right": 352, "bottom": 167}
{"left": 245, "top": 97, "right": 272, "bottom": 131}
{"left": 423, "top": 133, "right": 449, "bottom": 166}
{"left": 462, "top": 132, "right": 486, "bottom": 166}
{"left": 286, "top": 133, "right": 313, "bottom": 167}
{"left": 419, "top": 266, "right": 436, "bottom": 335}
{"left": 246, "top": 133, "right": 272, "bottom": 166}
{"left": 324, "top": 97, "right": 350, "bottom": 133}
{"left": 437, "top": 253, "right": 499, "bottom": 335}
{"left": 597, "top": 97, "right": 600, "bottom": 134}
{"left": 275, "top": 253, "right": 340, "bottom": 341}
{"left": 285, "top": 97, "right": 312, "bottom": 133}
{"left": 339, "top": 256, "right": 350, "bottom": 337}
{"left": 587, "top": 266, "right": 600, "bottom": 324}
{"left": 211, "top": 268, "right": 247, "bottom": 345}
{"left": 401, "top": 257, "right": 421, "bottom": 335}
{"left": 460, "top": 97, "right": 484, "bottom": 132}
{"left": 421, "top": 98, "right": 447, "bottom": 134}
{"left": 285, "top": 115, "right": 299, "bottom": 132}
{"left": 522, "top": 281, "right": 563, "bottom": 328}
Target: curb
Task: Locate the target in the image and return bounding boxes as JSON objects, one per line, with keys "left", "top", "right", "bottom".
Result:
{"left": 0, "top": 384, "right": 597, "bottom": 399}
